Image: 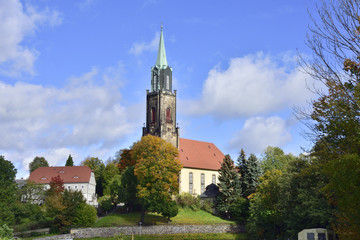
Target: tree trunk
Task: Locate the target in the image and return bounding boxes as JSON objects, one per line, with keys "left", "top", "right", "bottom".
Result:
{"left": 140, "top": 207, "right": 145, "bottom": 224}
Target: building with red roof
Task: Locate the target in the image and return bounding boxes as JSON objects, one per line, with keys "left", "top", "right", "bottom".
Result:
{"left": 142, "top": 27, "right": 224, "bottom": 195}
{"left": 28, "top": 166, "right": 97, "bottom": 206}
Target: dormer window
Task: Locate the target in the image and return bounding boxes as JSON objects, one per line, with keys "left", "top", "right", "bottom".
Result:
{"left": 59, "top": 170, "right": 64, "bottom": 173}
{"left": 41, "top": 177, "right": 47, "bottom": 180}
{"left": 73, "top": 176, "right": 79, "bottom": 179}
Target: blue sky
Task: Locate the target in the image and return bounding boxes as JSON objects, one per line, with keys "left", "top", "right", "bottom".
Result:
{"left": 0, "top": 0, "right": 318, "bottom": 178}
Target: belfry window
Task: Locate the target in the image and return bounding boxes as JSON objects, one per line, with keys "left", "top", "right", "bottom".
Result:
{"left": 166, "top": 108, "right": 171, "bottom": 123}
{"left": 153, "top": 75, "right": 157, "bottom": 91}
{"left": 166, "top": 75, "right": 170, "bottom": 90}
{"left": 151, "top": 107, "right": 156, "bottom": 123}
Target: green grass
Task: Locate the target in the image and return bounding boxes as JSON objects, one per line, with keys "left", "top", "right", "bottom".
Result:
{"left": 75, "top": 232, "right": 248, "bottom": 239}
{"left": 93, "top": 208, "right": 236, "bottom": 227}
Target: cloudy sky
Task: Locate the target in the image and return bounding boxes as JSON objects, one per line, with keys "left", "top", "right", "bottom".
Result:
{"left": 1, "top": 0, "right": 318, "bottom": 178}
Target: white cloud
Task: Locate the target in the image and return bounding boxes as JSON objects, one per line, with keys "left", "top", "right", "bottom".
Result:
{"left": 229, "top": 116, "right": 292, "bottom": 154}
{"left": 0, "top": 0, "right": 62, "bottom": 76}
{"left": 184, "top": 52, "right": 313, "bottom": 119}
{"left": 129, "top": 32, "right": 159, "bottom": 55}
{"left": 0, "top": 65, "right": 141, "bottom": 176}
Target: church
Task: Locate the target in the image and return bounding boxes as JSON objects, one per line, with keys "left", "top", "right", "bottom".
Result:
{"left": 142, "top": 26, "right": 224, "bottom": 196}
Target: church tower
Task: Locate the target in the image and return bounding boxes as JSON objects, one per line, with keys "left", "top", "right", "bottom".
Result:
{"left": 142, "top": 26, "right": 179, "bottom": 147}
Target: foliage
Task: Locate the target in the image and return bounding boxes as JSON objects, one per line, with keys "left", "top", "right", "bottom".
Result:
{"left": 176, "top": 193, "right": 201, "bottom": 211}
{"left": 72, "top": 203, "right": 97, "bottom": 227}
{"left": 0, "top": 224, "right": 13, "bottom": 240}
{"left": 260, "top": 146, "right": 294, "bottom": 172}
{"left": 102, "top": 159, "right": 121, "bottom": 196}
{"left": 17, "top": 180, "right": 45, "bottom": 203}
{"left": 12, "top": 202, "right": 46, "bottom": 224}
{"left": 157, "top": 199, "right": 179, "bottom": 222}
{"left": 247, "top": 154, "right": 333, "bottom": 240}
{"left": 98, "top": 195, "right": 114, "bottom": 212}
{"left": 0, "top": 155, "right": 17, "bottom": 225}
{"left": 81, "top": 157, "right": 105, "bottom": 197}
{"left": 322, "top": 154, "right": 360, "bottom": 239}
{"left": 29, "top": 156, "right": 49, "bottom": 173}
{"left": 47, "top": 175, "right": 65, "bottom": 196}
{"left": 132, "top": 135, "right": 182, "bottom": 222}
{"left": 65, "top": 154, "right": 74, "bottom": 166}
{"left": 228, "top": 197, "right": 249, "bottom": 223}
{"left": 216, "top": 154, "right": 242, "bottom": 218}
{"left": 118, "top": 166, "right": 138, "bottom": 211}
{"left": 116, "top": 149, "right": 136, "bottom": 172}
{"left": 237, "top": 149, "right": 261, "bottom": 198}
{"left": 297, "top": 0, "right": 360, "bottom": 238}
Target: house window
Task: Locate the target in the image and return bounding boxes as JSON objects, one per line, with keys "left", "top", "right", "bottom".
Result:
{"left": 189, "top": 172, "right": 193, "bottom": 194}
{"left": 166, "top": 108, "right": 171, "bottom": 123}
{"left": 82, "top": 185, "right": 84, "bottom": 189}
{"left": 212, "top": 174, "right": 216, "bottom": 184}
{"left": 68, "top": 186, "right": 71, "bottom": 189}
{"left": 201, "top": 173, "right": 205, "bottom": 194}
{"left": 59, "top": 170, "right": 64, "bottom": 173}
{"left": 41, "top": 177, "right": 47, "bottom": 180}
{"left": 73, "top": 176, "right": 79, "bottom": 179}
{"left": 75, "top": 185, "right": 78, "bottom": 189}
{"left": 151, "top": 107, "right": 156, "bottom": 123}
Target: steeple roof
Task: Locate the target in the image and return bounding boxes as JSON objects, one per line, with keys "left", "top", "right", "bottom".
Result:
{"left": 155, "top": 25, "right": 168, "bottom": 69}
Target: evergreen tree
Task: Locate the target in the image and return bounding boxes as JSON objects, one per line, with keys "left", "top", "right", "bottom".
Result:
{"left": 237, "top": 149, "right": 261, "bottom": 198}
{"left": 65, "top": 154, "right": 74, "bottom": 166}
{"left": 216, "top": 154, "right": 242, "bottom": 218}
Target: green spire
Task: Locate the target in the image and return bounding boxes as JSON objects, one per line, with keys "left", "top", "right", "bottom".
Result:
{"left": 156, "top": 25, "right": 168, "bottom": 69}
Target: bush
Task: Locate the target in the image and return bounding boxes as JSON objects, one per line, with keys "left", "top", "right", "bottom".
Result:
{"left": 98, "top": 195, "right": 113, "bottom": 212}
{"left": 200, "top": 200, "right": 214, "bottom": 213}
{"left": 176, "top": 193, "right": 201, "bottom": 211}
{"left": 228, "top": 197, "right": 249, "bottom": 222}
{"left": 72, "top": 204, "right": 97, "bottom": 227}
{"left": 0, "top": 224, "right": 13, "bottom": 240}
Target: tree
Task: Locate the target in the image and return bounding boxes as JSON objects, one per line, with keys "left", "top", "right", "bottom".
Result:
{"left": 132, "top": 135, "right": 182, "bottom": 222}
{"left": 297, "top": 0, "right": 360, "bottom": 237}
{"left": 237, "top": 149, "right": 261, "bottom": 198}
{"left": 260, "top": 146, "right": 295, "bottom": 173}
{"left": 102, "top": 159, "right": 121, "bottom": 196}
{"left": 29, "top": 156, "right": 49, "bottom": 173}
{"left": 65, "top": 154, "right": 74, "bottom": 166}
{"left": 0, "top": 156, "right": 17, "bottom": 225}
{"left": 81, "top": 157, "right": 105, "bottom": 196}
{"left": 216, "top": 154, "right": 242, "bottom": 218}
{"left": 117, "top": 166, "right": 138, "bottom": 212}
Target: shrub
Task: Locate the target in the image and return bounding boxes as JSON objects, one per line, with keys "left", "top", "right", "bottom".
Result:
{"left": 98, "top": 195, "right": 113, "bottom": 212}
{"left": 72, "top": 204, "right": 97, "bottom": 227}
{"left": 176, "top": 193, "right": 201, "bottom": 211}
{"left": 228, "top": 197, "right": 249, "bottom": 222}
{"left": 200, "top": 200, "right": 214, "bottom": 213}
{"left": 0, "top": 224, "right": 13, "bottom": 240}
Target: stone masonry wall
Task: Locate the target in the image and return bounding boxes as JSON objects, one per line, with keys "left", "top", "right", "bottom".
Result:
{"left": 35, "top": 224, "right": 245, "bottom": 239}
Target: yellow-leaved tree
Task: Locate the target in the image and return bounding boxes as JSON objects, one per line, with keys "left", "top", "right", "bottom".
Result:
{"left": 132, "top": 135, "right": 182, "bottom": 223}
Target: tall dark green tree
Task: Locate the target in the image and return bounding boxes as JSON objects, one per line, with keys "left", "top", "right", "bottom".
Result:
{"left": 29, "top": 156, "right": 49, "bottom": 173}
{"left": 216, "top": 154, "right": 242, "bottom": 218}
{"left": 65, "top": 154, "right": 74, "bottom": 166}
{"left": 0, "top": 156, "right": 17, "bottom": 225}
{"left": 237, "top": 149, "right": 261, "bottom": 198}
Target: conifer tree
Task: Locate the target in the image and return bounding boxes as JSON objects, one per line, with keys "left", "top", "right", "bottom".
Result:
{"left": 237, "top": 149, "right": 261, "bottom": 198}
{"left": 65, "top": 154, "right": 74, "bottom": 166}
{"left": 216, "top": 154, "right": 242, "bottom": 218}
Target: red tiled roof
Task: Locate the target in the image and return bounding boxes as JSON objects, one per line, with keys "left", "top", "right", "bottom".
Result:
{"left": 179, "top": 138, "right": 224, "bottom": 171}
{"left": 28, "top": 166, "right": 92, "bottom": 184}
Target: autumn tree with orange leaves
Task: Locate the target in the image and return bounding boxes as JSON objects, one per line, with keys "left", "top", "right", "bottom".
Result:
{"left": 132, "top": 135, "right": 182, "bottom": 223}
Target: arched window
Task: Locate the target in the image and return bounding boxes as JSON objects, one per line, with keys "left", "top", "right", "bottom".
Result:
{"left": 153, "top": 75, "right": 157, "bottom": 91}
{"left": 166, "top": 75, "right": 170, "bottom": 90}
{"left": 212, "top": 174, "right": 216, "bottom": 184}
{"left": 166, "top": 108, "right": 171, "bottom": 123}
{"left": 151, "top": 107, "right": 156, "bottom": 123}
{"left": 189, "top": 172, "right": 193, "bottom": 194}
{"left": 201, "top": 173, "right": 205, "bottom": 194}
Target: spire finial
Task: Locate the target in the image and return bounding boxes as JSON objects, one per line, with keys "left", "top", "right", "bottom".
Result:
{"left": 156, "top": 23, "right": 168, "bottom": 69}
